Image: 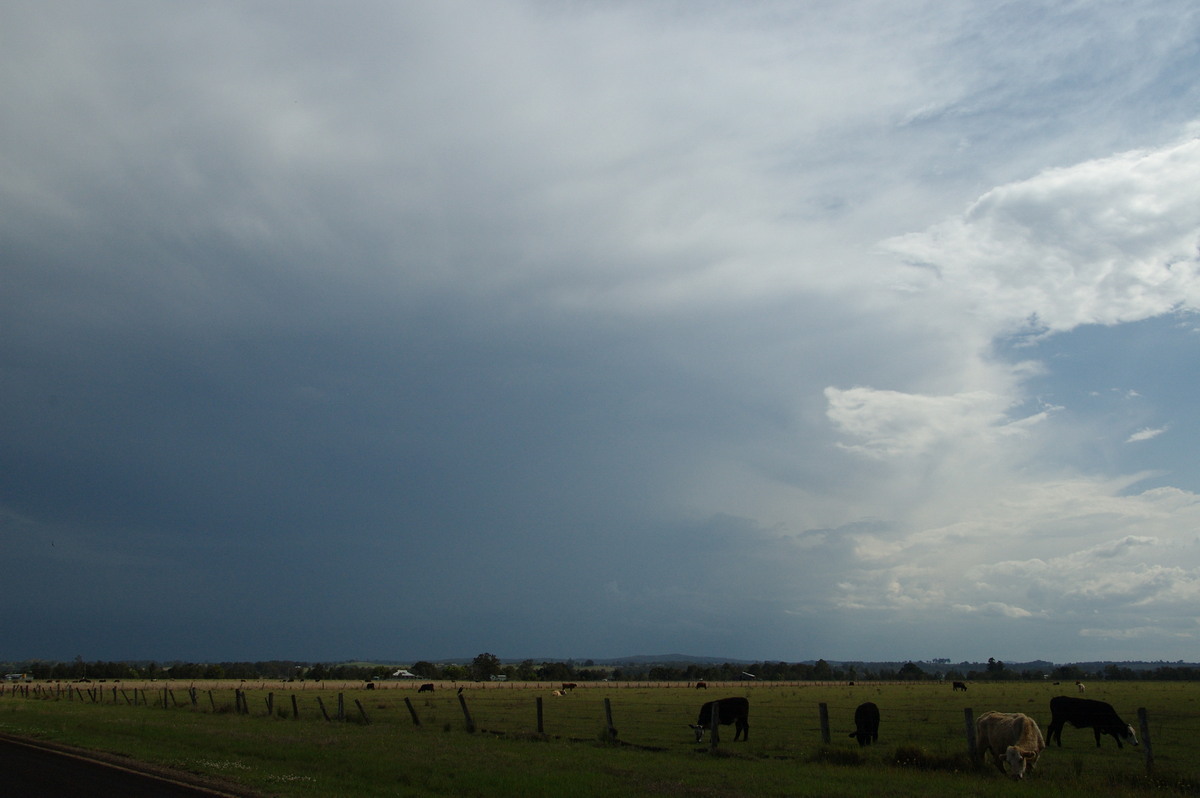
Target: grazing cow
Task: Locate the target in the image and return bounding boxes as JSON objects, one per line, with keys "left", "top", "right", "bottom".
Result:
{"left": 365, "top": 682, "right": 375, "bottom": 690}
{"left": 561, "top": 682, "right": 577, "bottom": 692}
{"left": 417, "top": 683, "right": 434, "bottom": 693}
{"left": 848, "top": 701, "right": 880, "bottom": 747}
{"left": 695, "top": 681, "right": 707, "bottom": 689}
{"left": 952, "top": 681, "right": 968, "bottom": 691}
{"left": 1047, "top": 696, "right": 1138, "bottom": 749}
{"left": 688, "top": 697, "right": 749, "bottom": 743}
{"left": 975, "top": 712, "right": 1045, "bottom": 780}
{"left": 1076, "top": 681, "right": 1086, "bottom": 693}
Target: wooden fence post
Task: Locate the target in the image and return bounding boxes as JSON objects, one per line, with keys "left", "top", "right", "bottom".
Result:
{"left": 964, "top": 708, "right": 977, "bottom": 762}
{"left": 404, "top": 696, "right": 421, "bottom": 726}
{"left": 536, "top": 696, "right": 544, "bottom": 734}
{"left": 266, "top": 692, "right": 274, "bottom": 717}
{"left": 458, "top": 692, "right": 476, "bottom": 733}
{"left": 291, "top": 694, "right": 299, "bottom": 720}
{"left": 605, "top": 698, "right": 617, "bottom": 741}
{"left": 1137, "top": 708, "right": 1153, "bottom": 776}
{"left": 819, "top": 703, "right": 831, "bottom": 744}
{"left": 316, "top": 696, "right": 331, "bottom": 722}
{"left": 337, "top": 693, "right": 345, "bottom": 722}
{"left": 355, "top": 699, "right": 370, "bottom": 724}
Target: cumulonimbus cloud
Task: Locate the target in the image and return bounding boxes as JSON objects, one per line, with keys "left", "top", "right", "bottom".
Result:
{"left": 882, "top": 136, "right": 1200, "bottom": 335}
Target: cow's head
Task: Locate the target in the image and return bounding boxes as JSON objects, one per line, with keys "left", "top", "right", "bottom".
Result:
{"left": 688, "top": 724, "right": 705, "bottom": 743}
{"left": 1123, "top": 725, "right": 1140, "bottom": 746}
{"left": 1004, "top": 746, "right": 1037, "bottom": 780}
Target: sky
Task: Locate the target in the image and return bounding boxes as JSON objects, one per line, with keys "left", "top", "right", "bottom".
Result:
{"left": 4, "top": 1, "right": 1200, "bottom": 666}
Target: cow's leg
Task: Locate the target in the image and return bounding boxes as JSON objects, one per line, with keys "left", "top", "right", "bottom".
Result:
{"left": 1047, "top": 722, "right": 1063, "bottom": 747}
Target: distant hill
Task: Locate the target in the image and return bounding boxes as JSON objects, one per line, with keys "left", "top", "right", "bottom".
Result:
{"left": 591, "top": 653, "right": 755, "bottom": 666}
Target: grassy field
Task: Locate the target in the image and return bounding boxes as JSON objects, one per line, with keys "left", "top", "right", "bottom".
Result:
{"left": 2, "top": 679, "right": 1198, "bottom": 797}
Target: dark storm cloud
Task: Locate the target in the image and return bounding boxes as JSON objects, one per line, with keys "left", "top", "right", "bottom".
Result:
{"left": 5, "top": 1, "right": 1200, "bottom": 663}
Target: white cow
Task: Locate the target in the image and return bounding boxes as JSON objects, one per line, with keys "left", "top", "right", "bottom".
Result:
{"left": 976, "top": 711, "right": 1046, "bottom": 780}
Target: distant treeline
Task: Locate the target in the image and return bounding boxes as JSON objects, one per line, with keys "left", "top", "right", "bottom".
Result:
{"left": 6, "top": 656, "right": 1200, "bottom": 683}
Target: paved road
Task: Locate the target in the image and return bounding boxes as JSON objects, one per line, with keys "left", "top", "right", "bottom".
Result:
{"left": 0, "top": 734, "right": 256, "bottom": 797}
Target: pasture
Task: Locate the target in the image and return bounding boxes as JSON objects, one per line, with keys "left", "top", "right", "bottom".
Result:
{"left": 2, "top": 679, "right": 1199, "bottom": 796}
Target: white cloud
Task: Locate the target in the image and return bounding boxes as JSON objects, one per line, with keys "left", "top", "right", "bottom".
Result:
{"left": 882, "top": 137, "right": 1200, "bottom": 336}
{"left": 955, "top": 602, "right": 1040, "bottom": 619}
{"left": 824, "top": 386, "right": 1053, "bottom": 460}
{"left": 1127, "top": 426, "right": 1168, "bottom": 442}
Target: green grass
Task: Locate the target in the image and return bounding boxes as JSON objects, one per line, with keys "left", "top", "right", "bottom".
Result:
{"left": 2, "top": 680, "right": 1198, "bottom": 796}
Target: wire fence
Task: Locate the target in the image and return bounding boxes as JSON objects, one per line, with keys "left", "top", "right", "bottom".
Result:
{"left": 6, "top": 680, "right": 1199, "bottom": 781}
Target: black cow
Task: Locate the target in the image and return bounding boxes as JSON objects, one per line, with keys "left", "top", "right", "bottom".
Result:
{"left": 695, "top": 681, "right": 707, "bottom": 689}
{"left": 689, "top": 696, "right": 749, "bottom": 743}
{"left": 417, "top": 683, "right": 435, "bottom": 693}
{"left": 848, "top": 701, "right": 880, "bottom": 746}
{"left": 952, "top": 681, "right": 967, "bottom": 691}
{"left": 1047, "top": 696, "right": 1138, "bottom": 749}
{"left": 561, "top": 682, "right": 578, "bottom": 691}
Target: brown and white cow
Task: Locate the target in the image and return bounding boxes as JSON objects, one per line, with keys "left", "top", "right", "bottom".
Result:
{"left": 975, "top": 711, "right": 1045, "bottom": 780}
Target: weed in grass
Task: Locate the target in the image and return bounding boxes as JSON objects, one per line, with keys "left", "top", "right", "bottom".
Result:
{"left": 891, "top": 744, "right": 971, "bottom": 773}
{"left": 810, "top": 745, "right": 863, "bottom": 766}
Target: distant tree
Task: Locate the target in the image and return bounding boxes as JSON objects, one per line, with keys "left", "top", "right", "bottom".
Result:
{"left": 538, "top": 661, "right": 576, "bottom": 681}
{"left": 1051, "top": 664, "right": 1085, "bottom": 682}
{"left": 984, "top": 657, "right": 1017, "bottom": 680}
{"left": 898, "top": 662, "right": 927, "bottom": 680}
{"left": 442, "top": 664, "right": 470, "bottom": 681}
{"left": 410, "top": 661, "right": 439, "bottom": 679}
{"left": 516, "top": 660, "right": 538, "bottom": 681}
{"left": 813, "top": 659, "right": 833, "bottom": 680}
{"left": 471, "top": 653, "right": 502, "bottom": 681}
{"left": 1103, "top": 664, "right": 1135, "bottom": 681}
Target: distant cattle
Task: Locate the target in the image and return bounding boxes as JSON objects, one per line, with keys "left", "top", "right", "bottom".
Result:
{"left": 1076, "top": 681, "right": 1086, "bottom": 693}
{"left": 417, "top": 683, "right": 434, "bottom": 693}
{"left": 695, "top": 681, "right": 707, "bottom": 689}
{"left": 1047, "top": 696, "right": 1138, "bottom": 749}
{"left": 848, "top": 701, "right": 880, "bottom": 747}
{"left": 975, "top": 711, "right": 1045, "bottom": 780}
{"left": 561, "top": 682, "right": 577, "bottom": 692}
{"left": 689, "top": 696, "right": 749, "bottom": 743}
{"left": 952, "top": 681, "right": 968, "bottom": 691}
{"left": 365, "top": 682, "right": 375, "bottom": 690}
